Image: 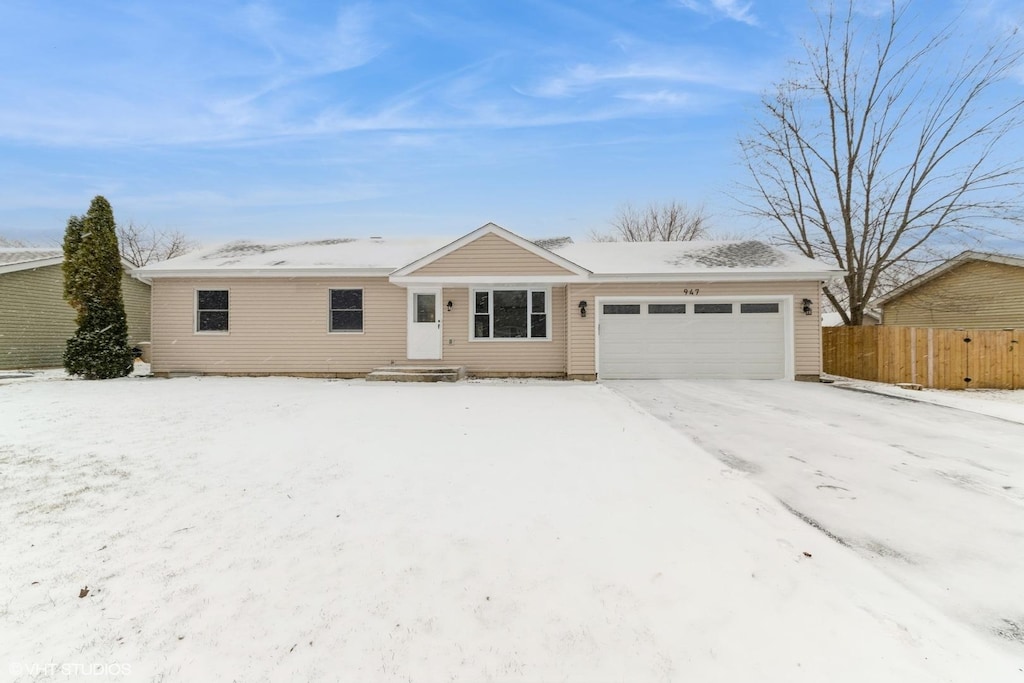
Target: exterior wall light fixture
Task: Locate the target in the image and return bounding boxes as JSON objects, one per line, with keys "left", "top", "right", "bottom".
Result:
{"left": 578, "top": 300, "right": 588, "bottom": 317}
{"left": 446, "top": 300, "right": 453, "bottom": 312}
{"left": 802, "top": 298, "right": 813, "bottom": 316}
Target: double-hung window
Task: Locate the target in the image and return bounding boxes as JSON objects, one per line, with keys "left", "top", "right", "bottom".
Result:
{"left": 330, "top": 289, "right": 363, "bottom": 332}
{"left": 473, "top": 289, "right": 548, "bottom": 339}
{"left": 196, "top": 290, "right": 229, "bottom": 332}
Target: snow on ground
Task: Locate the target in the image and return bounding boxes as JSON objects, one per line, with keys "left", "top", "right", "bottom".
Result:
{"left": 610, "top": 379, "right": 1024, "bottom": 663}
{"left": 1, "top": 376, "right": 1020, "bottom": 681}
{"left": 827, "top": 375, "right": 1024, "bottom": 425}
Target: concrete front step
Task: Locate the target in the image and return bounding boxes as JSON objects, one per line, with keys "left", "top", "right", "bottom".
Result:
{"left": 365, "top": 366, "right": 466, "bottom": 382}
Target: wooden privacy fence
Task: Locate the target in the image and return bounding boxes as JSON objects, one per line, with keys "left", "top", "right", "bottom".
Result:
{"left": 823, "top": 326, "right": 1024, "bottom": 389}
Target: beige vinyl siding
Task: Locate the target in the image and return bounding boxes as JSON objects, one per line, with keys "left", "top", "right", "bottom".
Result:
{"left": 0, "top": 264, "right": 75, "bottom": 369}
{"left": 150, "top": 278, "right": 568, "bottom": 376}
{"left": 0, "top": 265, "right": 150, "bottom": 369}
{"left": 410, "top": 233, "right": 575, "bottom": 276}
{"left": 434, "top": 286, "right": 566, "bottom": 375}
{"left": 151, "top": 277, "right": 406, "bottom": 375}
{"left": 566, "top": 281, "right": 822, "bottom": 379}
{"left": 881, "top": 261, "right": 1024, "bottom": 328}
{"left": 123, "top": 275, "right": 151, "bottom": 344}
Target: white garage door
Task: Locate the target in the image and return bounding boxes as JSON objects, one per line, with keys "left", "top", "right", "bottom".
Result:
{"left": 598, "top": 300, "right": 787, "bottom": 379}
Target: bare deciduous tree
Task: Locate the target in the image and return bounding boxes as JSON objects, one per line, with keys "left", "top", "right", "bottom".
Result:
{"left": 591, "top": 201, "right": 711, "bottom": 242}
{"left": 116, "top": 221, "right": 194, "bottom": 267}
{"left": 739, "top": 0, "right": 1024, "bottom": 324}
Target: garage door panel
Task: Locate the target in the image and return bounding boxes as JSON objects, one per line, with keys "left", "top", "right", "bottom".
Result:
{"left": 598, "top": 300, "right": 786, "bottom": 380}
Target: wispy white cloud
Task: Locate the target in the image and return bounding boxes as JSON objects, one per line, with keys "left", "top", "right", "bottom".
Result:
{"left": 0, "top": 0, "right": 767, "bottom": 150}
{"left": 229, "top": 2, "right": 383, "bottom": 97}
{"left": 615, "top": 90, "right": 694, "bottom": 107}
{"left": 961, "top": 0, "right": 1024, "bottom": 82}
{"left": 678, "top": 0, "right": 759, "bottom": 26}
{"left": 0, "top": 1, "right": 387, "bottom": 147}
{"left": 520, "top": 58, "right": 765, "bottom": 100}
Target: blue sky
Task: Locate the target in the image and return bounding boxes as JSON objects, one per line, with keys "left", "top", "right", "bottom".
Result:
{"left": 1, "top": 0, "right": 1021, "bottom": 245}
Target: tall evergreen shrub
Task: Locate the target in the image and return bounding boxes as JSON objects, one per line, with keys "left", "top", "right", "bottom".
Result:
{"left": 62, "top": 196, "right": 134, "bottom": 379}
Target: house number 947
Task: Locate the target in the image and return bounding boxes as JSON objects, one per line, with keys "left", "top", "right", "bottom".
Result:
{"left": 681, "top": 288, "right": 700, "bottom": 295}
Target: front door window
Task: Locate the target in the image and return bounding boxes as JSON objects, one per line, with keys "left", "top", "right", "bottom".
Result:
{"left": 416, "top": 293, "right": 436, "bottom": 323}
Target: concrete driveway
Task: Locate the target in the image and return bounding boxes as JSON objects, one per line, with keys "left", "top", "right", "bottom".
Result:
{"left": 607, "top": 379, "right": 1024, "bottom": 656}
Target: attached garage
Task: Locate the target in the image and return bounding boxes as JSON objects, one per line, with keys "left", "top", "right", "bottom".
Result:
{"left": 596, "top": 298, "right": 790, "bottom": 379}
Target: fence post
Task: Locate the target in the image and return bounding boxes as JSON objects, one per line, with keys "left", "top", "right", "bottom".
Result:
{"left": 963, "top": 334, "right": 972, "bottom": 387}
{"left": 927, "top": 328, "right": 934, "bottom": 388}
{"left": 910, "top": 327, "right": 917, "bottom": 385}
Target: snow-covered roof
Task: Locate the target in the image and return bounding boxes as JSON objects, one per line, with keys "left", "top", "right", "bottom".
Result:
{"left": 0, "top": 248, "right": 63, "bottom": 274}
{"left": 0, "top": 247, "right": 145, "bottom": 278}
{"left": 822, "top": 311, "right": 845, "bottom": 327}
{"left": 822, "top": 310, "right": 880, "bottom": 326}
{"left": 137, "top": 237, "right": 455, "bottom": 277}
{"left": 549, "top": 240, "right": 838, "bottom": 279}
{"left": 135, "top": 229, "right": 839, "bottom": 282}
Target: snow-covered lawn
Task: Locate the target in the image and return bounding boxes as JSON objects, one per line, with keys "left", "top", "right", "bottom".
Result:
{"left": 611, "top": 379, "right": 1024, "bottom": 663}
{"left": 1, "top": 375, "right": 1019, "bottom": 681}
{"left": 831, "top": 376, "right": 1024, "bottom": 424}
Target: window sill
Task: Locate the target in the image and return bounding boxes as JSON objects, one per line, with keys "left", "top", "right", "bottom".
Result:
{"left": 469, "top": 337, "right": 551, "bottom": 343}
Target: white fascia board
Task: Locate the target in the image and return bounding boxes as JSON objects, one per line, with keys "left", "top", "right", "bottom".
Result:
{"left": 584, "top": 270, "right": 841, "bottom": 283}
{"left": 0, "top": 256, "right": 64, "bottom": 275}
{"left": 138, "top": 268, "right": 394, "bottom": 279}
{"left": 390, "top": 274, "right": 588, "bottom": 286}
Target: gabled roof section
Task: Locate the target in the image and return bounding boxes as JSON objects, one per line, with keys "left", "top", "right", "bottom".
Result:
{"left": 0, "top": 248, "right": 64, "bottom": 275}
{"left": 873, "top": 251, "right": 1024, "bottom": 306}
{"left": 390, "top": 223, "right": 591, "bottom": 279}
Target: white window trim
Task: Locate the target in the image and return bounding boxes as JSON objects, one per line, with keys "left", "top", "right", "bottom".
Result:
{"left": 194, "top": 288, "right": 230, "bottom": 335}
{"left": 593, "top": 295, "right": 794, "bottom": 380}
{"left": 327, "top": 287, "right": 365, "bottom": 335}
{"left": 468, "top": 287, "right": 552, "bottom": 342}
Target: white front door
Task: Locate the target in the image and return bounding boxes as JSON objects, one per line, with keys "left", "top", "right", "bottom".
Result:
{"left": 407, "top": 289, "right": 442, "bottom": 360}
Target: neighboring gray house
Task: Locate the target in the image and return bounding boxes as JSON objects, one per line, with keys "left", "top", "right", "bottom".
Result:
{"left": 0, "top": 248, "right": 151, "bottom": 370}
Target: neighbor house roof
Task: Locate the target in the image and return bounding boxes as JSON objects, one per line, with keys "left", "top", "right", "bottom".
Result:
{"left": 0, "top": 247, "right": 147, "bottom": 278}
{"left": 0, "top": 248, "right": 64, "bottom": 275}
{"left": 135, "top": 224, "right": 841, "bottom": 282}
{"left": 872, "top": 251, "right": 1024, "bottom": 306}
